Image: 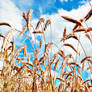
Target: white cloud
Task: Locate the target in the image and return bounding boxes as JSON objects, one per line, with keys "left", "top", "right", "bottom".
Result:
{"left": 80, "top": 0, "right": 87, "bottom": 4}
{"left": 18, "top": 0, "right": 34, "bottom": 8}
{"left": 38, "top": 1, "right": 92, "bottom": 66}
{"left": 0, "top": 0, "right": 23, "bottom": 68}
{"left": 0, "top": 0, "right": 22, "bottom": 32}
{"left": 65, "top": 0, "right": 68, "bottom": 2}
{"left": 60, "top": 0, "right": 68, "bottom": 2}
{"left": 0, "top": 0, "right": 91, "bottom": 73}
{"left": 58, "top": 1, "right": 92, "bottom": 57}
{"left": 0, "top": 0, "right": 23, "bottom": 41}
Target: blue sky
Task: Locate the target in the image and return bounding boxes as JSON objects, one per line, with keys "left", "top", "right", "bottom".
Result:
{"left": 0, "top": 0, "right": 92, "bottom": 84}
{"left": 12, "top": 0, "right": 88, "bottom": 16}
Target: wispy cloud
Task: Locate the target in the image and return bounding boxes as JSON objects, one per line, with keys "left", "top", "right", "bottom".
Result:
{"left": 80, "top": 0, "right": 88, "bottom": 4}
{"left": 13, "top": 0, "right": 57, "bottom": 15}
{"left": 12, "top": 0, "right": 34, "bottom": 10}
{"left": 0, "top": 0, "right": 22, "bottom": 32}
{"left": 18, "top": 0, "right": 33, "bottom": 7}
{"left": 60, "top": 0, "right": 68, "bottom": 3}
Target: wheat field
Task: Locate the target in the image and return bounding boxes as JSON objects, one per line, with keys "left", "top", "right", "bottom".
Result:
{"left": 0, "top": 7, "right": 92, "bottom": 92}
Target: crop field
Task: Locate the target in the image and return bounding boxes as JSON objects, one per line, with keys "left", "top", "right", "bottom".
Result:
{"left": 0, "top": 4, "right": 92, "bottom": 92}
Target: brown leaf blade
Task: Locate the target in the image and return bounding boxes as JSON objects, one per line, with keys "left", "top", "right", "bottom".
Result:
{"left": 61, "top": 16, "right": 81, "bottom": 25}
{"left": 63, "top": 27, "right": 66, "bottom": 37}
{"left": 61, "top": 33, "right": 78, "bottom": 42}
{"left": 84, "top": 9, "right": 92, "bottom": 21}
{"left": 23, "top": 11, "right": 27, "bottom": 22}
{"left": 64, "top": 43, "right": 79, "bottom": 54}
{"left": 0, "top": 22, "right": 11, "bottom": 27}
{"left": 54, "top": 58, "right": 60, "bottom": 70}
{"left": 44, "top": 19, "right": 51, "bottom": 31}
{"left": 81, "top": 56, "right": 92, "bottom": 63}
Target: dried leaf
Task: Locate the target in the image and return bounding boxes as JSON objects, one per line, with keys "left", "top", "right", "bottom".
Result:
{"left": 74, "top": 28, "right": 86, "bottom": 32}
{"left": 81, "top": 56, "right": 92, "bottom": 63}
{"left": 64, "top": 43, "right": 79, "bottom": 54}
{"left": 10, "top": 41, "right": 15, "bottom": 52}
{"left": 73, "top": 24, "right": 79, "bottom": 31}
{"left": 27, "top": 56, "right": 30, "bottom": 63}
{"left": 65, "top": 70, "right": 74, "bottom": 79}
{"left": 35, "top": 18, "right": 44, "bottom": 29}
{"left": 33, "top": 30, "right": 44, "bottom": 34}
{"left": 58, "top": 50, "right": 65, "bottom": 59}
{"left": 61, "top": 54, "right": 72, "bottom": 70}
{"left": 83, "top": 79, "right": 92, "bottom": 84}
{"left": 23, "top": 45, "right": 26, "bottom": 55}
{"left": 39, "top": 39, "right": 42, "bottom": 49}
{"left": 74, "top": 27, "right": 92, "bottom": 33}
{"left": 54, "top": 58, "right": 60, "bottom": 70}
{"left": 63, "top": 27, "right": 66, "bottom": 37}
{"left": 44, "top": 19, "right": 51, "bottom": 31}
{"left": 87, "top": 27, "right": 92, "bottom": 32}
{"left": 0, "top": 22, "right": 11, "bottom": 27}
{"left": 0, "top": 33, "right": 5, "bottom": 38}
{"left": 56, "top": 77, "right": 65, "bottom": 82}
{"left": 14, "top": 44, "right": 27, "bottom": 59}
{"left": 62, "top": 16, "right": 81, "bottom": 25}
{"left": 40, "top": 18, "right": 44, "bottom": 22}
{"left": 17, "top": 58, "right": 24, "bottom": 63}
{"left": 61, "top": 33, "right": 78, "bottom": 42}
{"left": 84, "top": 9, "right": 92, "bottom": 21}
{"left": 73, "top": 19, "right": 83, "bottom": 31}
{"left": 85, "top": 33, "right": 92, "bottom": 44}
{"left": 50, "top": 53, "right": 58, "bottom": 65}
{"left": 87, "top": 66, "right": 92, "bottom": 71}
{"left": 23, "top": 11, "right": 27, "bottom": 22}
{"left": 67, "top": 62, "right": 81, "bottom": 68}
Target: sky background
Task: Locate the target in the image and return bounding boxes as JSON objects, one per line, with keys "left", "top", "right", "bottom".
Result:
{"left": 12, "top": 0, "right": 88, "bottom": 15}
{"left": 0, "top": 0, "right": 92, "bottom": 85}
